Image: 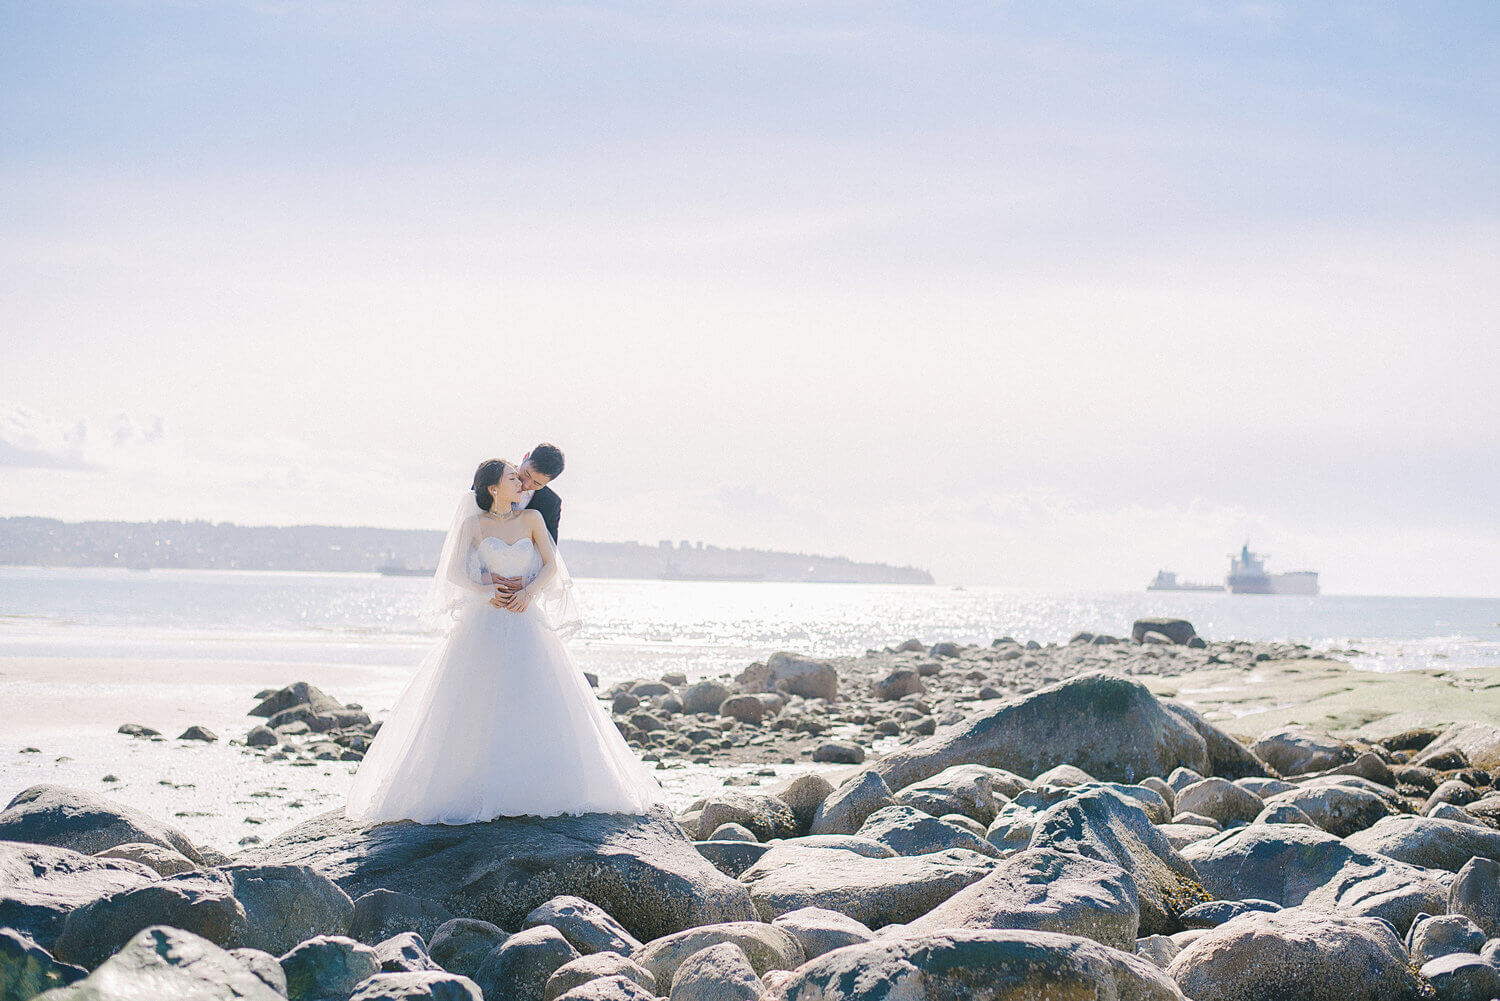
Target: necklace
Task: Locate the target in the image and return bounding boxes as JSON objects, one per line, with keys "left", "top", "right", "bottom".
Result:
{"left": 483, "top": 506, "right": 521, "bottom": 521}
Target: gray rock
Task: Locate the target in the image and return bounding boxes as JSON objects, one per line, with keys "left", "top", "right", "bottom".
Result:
{"left": 871, "top": 667, "right": 924, "bottom": 701}
{"left": 475, "top": 925, "right": 580, "bottom": 1001}
{"left": 737, "top": 843, "right": 997, "bottom": 927}
{"left": 667, "top": 942, "right": 764, "bottom": 1001}
{"left": 1177, "top": 898, "right": 1281, "bottom": 930}
{"left": 1135, "top": 933, "right": 1180, "bottom": 969}
{"left": 705, "top": 822, "right": 758, "bottom": 842}
{"left": 93, "top": 842, "right": 198, "bottom": 877}
{"left": 855, "top": 804, "right": 1001, "bottom": 858}
{"left": 1161, "top": 700, "right": 1275, "bottom": 779}
{"left": 1174, "top": 778, "right": 1264, "bottom": 828}
{"left": 1166, "top": 907, "right": 1430, "bottom": 1001}
{"left": 694, "top": 840, "right": 770, "bottom": 878}
{"left": 1181, "top": 824, "right": 1449, "bottom": 931}
{"left": 252, "top": 681, "right": 345, "bottom": 717}
{"left": 777, "top": 835, "right": 896, "bottom": 857}
{"left": 280, "top": 934, "right": 381, "bottom": 1001}
{"left": 1166, "top": 767, "right": 1204, "bottom": 794}
{"left": 1420, "top": 952, "right": 1500, "bottom": 1001}
{"left": 1140, "top": 776, "right": 1175, "bottom": 811}
{"left": 233, "top": 806, "right": 755, "bottom": 942}
{"left": 698, "top": 793, "right": 797, "bottom": 842}
{"left": 809, "top": 771, "right": 896, "bottom": 836}
{"left": 0, "top": 841, "right": 156, "bottom": 952}
{"left": 1254, "top": 802, "right": 1317, "bottom": 826}
{"left": 544, "top": 952, "right": 656, "bottom": 1001}
{"left": 1408, "top": 913, "right": 1486, "bottom": 965}
{"left": 905, "top": 847, "right": 1140, "bottom": 951}
{"left": 375, "top": 932, "right": 442, "bottom": 973}
{"left": 36, "top": 926, "right": 283, "bottom": 1001}
{"left": 427, "top": 918, "right": 506, "bottom": 981}
{"left": 869, "top": 674, "right": 1211, "bottom": 793}
{"left": 53, "top": 869, "right": 249, "bottom": 969}
{"left": 1237, "top": 776, "right": 1296, "bottom": 797}
{"left": 1427, "top": 779, "right": 1482, "bottom": 814}
{"left": 1169, "top": 812, "right": 1220, "bottom": 829}
{"left": 349, "top": 889, "right": 453, "bottom": 946}
{"left": 348, "top": 971, "right": 483, "bottom": 1001}
{"left": 552, "top": 974, "right": 658, "bottom": 1000}
{"left": 1251, "top": 726, "right": 1350, "bottom": 776}
{"left": 773, "top": 774, "right": 833, "bottom": 836}
{"left": 229, "top": 947, "right": 288, "bottom": 994}
{"left": 811, "top": 740, "right": 865, "bottom": 764}
{"left": 1033, "top": 764, "right": 1095, "bottom": 787}
{"left": 246, "top": 725, "right": 279, "bottom": 747}
{"left": 1429, "top": 802, "right": 1484, "bottom": 825}
{"left": 1418, "top": 721, "right": 1500, "bottom": 771}
{"left": 0, "top": 784, "right": 204, "bottom": 863}
{"left": 524, "top": 895, "right": 642, "bottom": 956}
{"left": 778, "top": 928, "right": 1185, "bottom": 1000}
{"left": 1157, "top": 823, "right": 1222, "bottom": 851}
{"left": 718, "top": 695, "right": 767, "bottom": 724}
{"left": 1131, "top": 618, "right": 1197, "bottom": 645}
{"left": 1261, "top": 783, "right": 1396, "bottom": 837}
{"left": 230, "top": 863, "right": 355, "bottom": 956}
{"left": 769, "top": 906, "right": 875, "bottom": 960}
{"left": 739, "top": 652, "right": 839, "bottom": 701}
{"left": 1346, "top": 816, "right": 1500, "bottom": 873}
{"left": 679, "top": 681, "right": 733, "bottom": 715}
{"left": 1450, "top": 857, "right": 1500, "bottom": 937}
{"left": 179, "top": 725, "right": 219, "bottom": 741}
{"left": 0, "top": 927, "right": 86, "bottom": 1001}
{"left": 631, "top": 920, "right": 803, "bottom": 984}
{"left": 1027, "top": 787, "right": 1207, "bottom": 936}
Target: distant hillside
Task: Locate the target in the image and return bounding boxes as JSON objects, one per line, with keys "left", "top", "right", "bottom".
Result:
{"left": 0, "top": 517, "right": 934, "bottom": 585}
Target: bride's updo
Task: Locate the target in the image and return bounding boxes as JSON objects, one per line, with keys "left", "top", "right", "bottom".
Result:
{"left": 471, "top": 458, "right": 509, "bottom": 512}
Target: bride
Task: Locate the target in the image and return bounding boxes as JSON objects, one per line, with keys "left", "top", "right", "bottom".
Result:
{"left": 345, "top": 458, "right": 664, "bottom": 824}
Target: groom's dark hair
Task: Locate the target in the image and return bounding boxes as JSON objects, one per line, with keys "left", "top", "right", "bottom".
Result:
{"left": 529, "top": 443, "right": 565, "bottom": 480}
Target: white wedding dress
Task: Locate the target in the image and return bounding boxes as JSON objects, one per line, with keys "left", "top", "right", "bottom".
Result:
{"left": 345, "top": 533, "right": 664, "bottom": 824}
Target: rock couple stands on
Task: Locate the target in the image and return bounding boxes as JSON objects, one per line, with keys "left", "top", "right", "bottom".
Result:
{"left": 10, "top": 619, "right": 1500, "bottom": 1000}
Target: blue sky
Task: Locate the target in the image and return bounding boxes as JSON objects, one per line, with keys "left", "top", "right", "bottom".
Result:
{"left": 2, "top": 2, "right": 1497, "bottom": 593}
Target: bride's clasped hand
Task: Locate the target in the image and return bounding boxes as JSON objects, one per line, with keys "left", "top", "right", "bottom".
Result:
{"left": 344, "top": 453, "right": 664, "bottom": 825}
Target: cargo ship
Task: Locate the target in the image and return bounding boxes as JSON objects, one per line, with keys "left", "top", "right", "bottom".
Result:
{"left": 1147, "top": 570, "right": 1224, "bottom": 592}
{"left": 1226, "top": 543, "right": 1319, "bottom": 595}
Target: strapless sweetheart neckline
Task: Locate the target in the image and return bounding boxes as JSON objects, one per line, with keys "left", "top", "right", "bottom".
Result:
{"left": 479, "top": 536, "right": 534, "bottom": 549}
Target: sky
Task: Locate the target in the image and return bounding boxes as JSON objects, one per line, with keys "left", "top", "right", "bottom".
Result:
{"left": 2, "top": 1, "right": 1497, "bottom": 594}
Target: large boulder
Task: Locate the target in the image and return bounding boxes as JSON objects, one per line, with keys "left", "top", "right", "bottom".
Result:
{"left": 667, "top": 942, "right": 765, "bottom": 1001}
{"left": 544, "top": 952, "right": 657, "bottom": 1001}
{"left": 229, "top": 864, "right": 355, "bottom": 956}
{"left": 1449, "top": 856, "right": 1500, "bottom": 937}
{"left": 1420, "top": 953, "right": 1500, "bottom": 1001}
{"left": 30, "top": 925, "right": 284, "bottom": 1001}
{"left": 869, "top": 674, "right": 1211, "bottom": 792}
{"left": 53, "top": 869, "right": 249, "bottom": 969}
{"left": 427, "top": 918, "right": 507, "bottom": 981}
{"left": 523, "top": 895, "right": 642, "bottom": 956}
{"left": 475, "top": 925, "right": 580, "bottom": 1001}
{"left": 1251, "top": 726, "right": 1351, "bottom": 776}
{"left": 773, "top": 774, "right": 834, "bottom": 835}
{"left": 280, "top": 934, "right": 381, "bottom": 1001}
{"left": 1161, "top": 701, "right": 1275, "bottom": 780}
{"left": 1026, "top": 787, "right": 1207, "bottom": 936}
{"left": 0, "top": 927, "right": 86, "bottom": 1001}
{"left": 1417, "top": 721, "right": 1500, "bottom": 771}
{"left": 348, "top": 971, "right": 483, "bottom": 1001}
{"left": 631, "top": 921, "right": 803, "bottom": 984}
{"left": 1407, "top": 913, "right": 1486, "bottom": 965}
{"left": 232, "top": 806, "right": 755, "bottom": 941}
{"left": 696, "top": 793, "right": 797, "bottom": 842}
{"left": 892, "top": 764, "right": 1004, "bottom": 826}
{"left": 737, "top": 652, "right": 839, "bottom": 701}
{"left": 904, "top": 848, "right": 1140, "bottom": 951}
{"left": 809, "top": 771, "right": 896, "bottom": 836}
{"left": 735, "top": 844, "right": 998, "bottom": 928}
{"left": 1173, "top": 778, "right": 1265, "bottom": 828}
{"left": 1345, "top": 815, "right": 1500, "bottom": 873}
{"left": 1165, "top": 907, "right": 1431, "bottom": 1001}
{"left": 0, "top": 785, "right": 204, "bottom": 863}
{"left": 350, "top": 889, "right": 454, "bottom": 946}
{"left": 768, "top": 907, "right": 875, "bottom": 961}
{"left": 1180, "top": 824, "right": 1449, "bottom": 931}
{"left": 776, "top": 928, "right": 1186, "bottom": 1000}
{"left": 0, "top": 841, "right": 156, "bottom": 952}
{"left": 251, "top": 681, "right": 345, "bottom": 717}
{"left": 855, "top": 805, "right": 1000, "bottom": 858}
{"left": 679, "top": 681, "right": 733, "bottom": 715}
{"left": 1131, "top": 618, "right": 1197, "bottom": 645}
{"left": 1260, "top": 783, "right": 1397, "bottom": 837}
{"left": 93, "top": 842, "right": 198, "bottom": 877}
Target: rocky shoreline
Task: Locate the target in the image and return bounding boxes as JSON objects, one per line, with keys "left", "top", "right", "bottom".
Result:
{"left": 5, "top": 617, "right": 1500, "bottom": 999}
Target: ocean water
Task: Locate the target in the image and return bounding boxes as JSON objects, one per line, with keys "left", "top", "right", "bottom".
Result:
{"left": 2, "top": 567, "right": 1498, "bottom": 687}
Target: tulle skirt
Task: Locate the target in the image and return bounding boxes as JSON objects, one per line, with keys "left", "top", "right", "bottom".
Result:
{"left": 345, "top": 600, "right": 664, "bottom": 824}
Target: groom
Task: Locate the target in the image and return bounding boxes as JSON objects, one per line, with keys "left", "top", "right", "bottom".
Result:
{"left": 516, "top": 442, "right": 564, "bottom": 543}
{"left": 493, "top": 443, "right": 565, "bottom": 606}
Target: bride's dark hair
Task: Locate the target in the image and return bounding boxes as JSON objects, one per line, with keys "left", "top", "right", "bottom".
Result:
{"left": 471, "top": 459, "right": 509, "bottom": 512}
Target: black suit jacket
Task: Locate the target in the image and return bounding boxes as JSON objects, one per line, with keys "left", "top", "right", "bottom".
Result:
{"left": 525, "top": 486, "right": 561, "bottom": 544}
